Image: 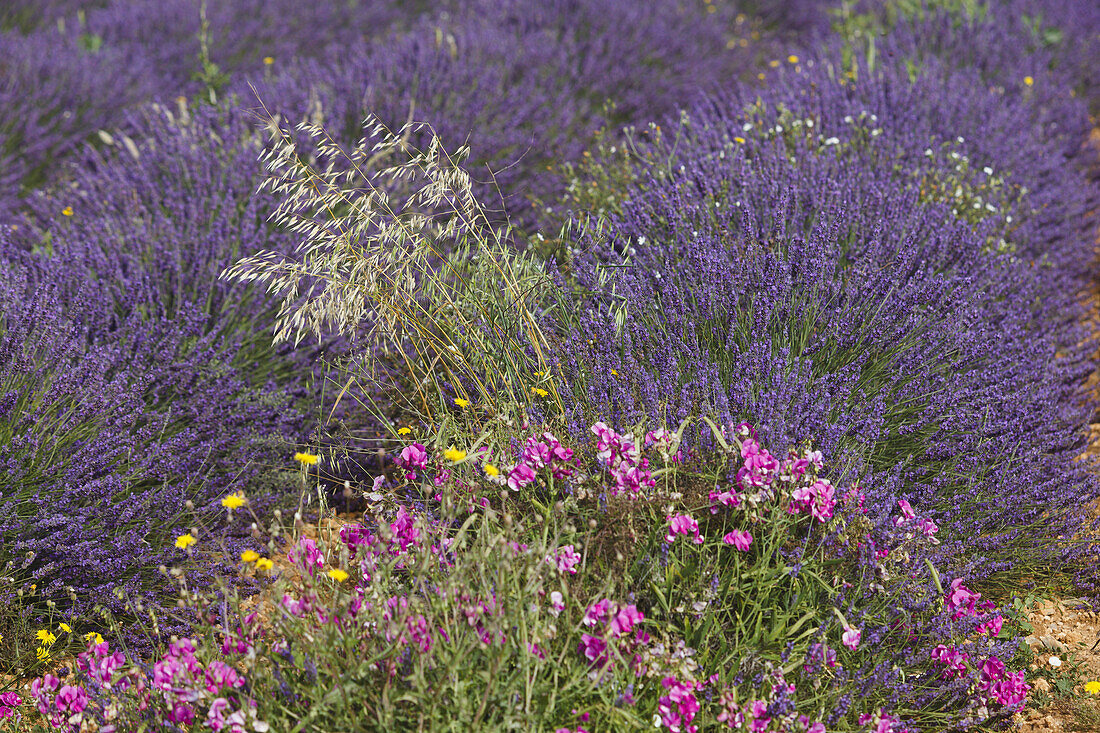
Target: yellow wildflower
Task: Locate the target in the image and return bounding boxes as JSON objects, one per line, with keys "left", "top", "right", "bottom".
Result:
{"left": 62, "top": 206, "right": 74, "bottom": 217}
{"left": 734, "top": 137, "right": 746, "bottom": 144}
{"left": 84, "top": 632, "right": 104, "bottom": 645}
{"left": 769, "top": 59, "right": 780, "bottom": 68}
{"left": 397, "top": 427, "right": 412, "bottom": 435}
{"left": 294, "top": 452, "right": 320, "bottom": 465}
{"left": 327, "top": 568, "right": 349, "bottom": 582}
{"left": 58, "top": 623, "right": 71, "bottom": 634}
{"left": 255, "top": 558, "right": 274, "bottom": 571}
{"left": 454, "top": 398, "right": 470, "bottom": 408}
{"left": 484, "top": 463, "right": 500, "bottom": 477}
{"left": 1086, "top": 680, "right": 1100, "bottom": 695}
{"left": 610, "top": 368, "right": 618, "bottom": 376}
{"left": 533, "top": 388, "right": 549, "bottom": 397}
{"left": 221, "top": 492, "right": 246, "bottom": 509}
{"left": 37, "top": 647, "right": 51, "bottom": 662}
{"left": 444, "top": 447, "right": 467, "bottom": 462}
{"left": 263, "top": 56, "right": 274, "bottom": 65}
{"left": 36, "top": 629, "right": 56, "bottom": 645}
{"left": 241, "top": 550, "right": 260, "bottom": 563}
{"left": 787, "top": 54, "right": 799, "bottom": 64}
{"left": 1024, "top": 76, "right": 1034, "bottom": 87}
{"left": 175, "top": 533, "right": 196, "bottom": 550}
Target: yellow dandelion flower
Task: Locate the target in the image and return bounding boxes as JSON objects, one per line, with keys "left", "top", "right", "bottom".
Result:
{"left": 84, "top": 632, "right": 104, "bottom": 645}
{"left": 454, "top": 398, "right": 470, "bottom": 408}
{"left": 263, "top": 56, "right": 274, "bottom": 65}
{"left": 327, "top": 568, "right": 349, "bottom": 582}
{"left": 484, "top": 463, "right": 500, "bottom": 477}
{"left": 1024, "top": 76, "right": 1034, "bottom": 87}
{"left": 769, "top": 59, "right": 780, "bottom": 68}
{"left": 1086, "top": 680, "right": 1100, "bottom": 695}
{"left": 241, "top": 550, "right": 260, "bottom": 563}
{"left": 36, "top": 629, "right": 56, "bottom": 645}
{"left": 58, "top": 623, "right": 71, "bottom": 634}
{"left": 735, "top": 137, "right": 746, "bottom": 144}
{"left": 62, "top": 206, "right": 74, "bottom": 217}
{"left": 610, "top": 368, "right": 618, "bottom": 376}
{"left": 787, "top": 55, "right": 799, "bottom": 64}
{"left": 397, "top": 427, "right": 412, "bottom": 435}
{"left": 221, "top": 493, "right": 246, "bottom": 509}
{"left": 533, "top": 387, "right": 549, "bottom": 397}
{"left": 294, "top": 452, "right": 320, "bottom": 465}
{"left": 175, "top": 533, "right": 196, "bottom": 550}
{"left": 757, "top": 73, "right": 766, "bottom": 81}
{"left": 444, "top": 447, "right": 467, "bottom": 462}
{"left": 255, "top": 558, "right": 274, "bottom": 571}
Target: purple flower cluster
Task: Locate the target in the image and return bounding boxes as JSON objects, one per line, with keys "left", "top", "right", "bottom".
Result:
{"left": 25, "top": 635, "right": 267, "bottom": 732}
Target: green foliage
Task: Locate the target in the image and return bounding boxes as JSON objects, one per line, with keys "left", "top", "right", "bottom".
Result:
{"left": 829, "top": 0, "right": 989, "bottom": 76}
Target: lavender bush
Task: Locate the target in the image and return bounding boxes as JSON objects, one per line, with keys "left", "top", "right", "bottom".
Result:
{"left": 550, "top": 33, "right": 1098, "bottom": 585}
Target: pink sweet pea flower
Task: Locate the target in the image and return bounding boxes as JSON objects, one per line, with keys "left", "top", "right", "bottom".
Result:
{"left": 507, "top": 462, "right": 537, "bottom": 491}
{"left": 666, "top": 514, "right": 703, "bottom": 544}
{"left": 723, "top": 530, "right": 753, "bottom": 551}
{"left": 609, "top": 604, "right": 644, "bottom": 637}
{"left": 842, "top": 625, "right": 861, "bottom": 650}
{"left": 397, "top": 443, "right": 428, "bottom": 478}
{"left": 550, "top": 545, "right": 581, "bottom": 574}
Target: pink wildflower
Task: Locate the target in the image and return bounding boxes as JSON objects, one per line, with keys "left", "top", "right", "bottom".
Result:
{"left": 666, "top": 514, "right": 703, "bottom": 544}
{"left": 722, "top": 529, "right": 752, "bottom": 551}
{"left": 507, "top": 462, "right": 537, "bottom": 491}
{"left": 397, "top": 443, "right": 428, "bottom": 478}
{"left": 841, "top": 625, "right": 861, "bottom": 650}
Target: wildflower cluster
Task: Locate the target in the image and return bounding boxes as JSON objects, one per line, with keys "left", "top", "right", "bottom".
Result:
{"left": 24, "top": 635, "right": 268, "bottom": 732}
{"left": 592, "top": 421, "right": 656, "bottom": 497}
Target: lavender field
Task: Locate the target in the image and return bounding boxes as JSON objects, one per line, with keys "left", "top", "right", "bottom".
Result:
{"left": 2, "top": 0, "right": 1100, "bottom": 730}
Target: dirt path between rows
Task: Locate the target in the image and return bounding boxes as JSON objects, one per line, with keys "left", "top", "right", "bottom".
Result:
{"left": 1012, "top": 127, "right": 1100, "bottom": 733}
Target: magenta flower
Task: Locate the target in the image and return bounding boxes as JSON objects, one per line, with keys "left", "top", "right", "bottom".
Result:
{"left": 919, "top": 518, "right": 939, "bottom": 537}
{"left": 550, "top": 544, "right": 581, "bottom": 574}
{"left": 841, "top": 625, "right": 861, "bottom": 650}
{"left": 289, "top": 537, "right": 325, "bottom": 574}
{"left": 204, "top": 661, "right": 245, "bottom": 693}
{"left": 507, "top": 462, "right": 537, "bottom": 491}
{"left": 389, "top": 506, "right": 420, "bottom": 552}
{"left": 722, "top": 530, "right": 752, "bottom": 551}
{"left": 810, "top": 480, "right": 836, "bottom": 521}
{"left": 931, "top": 644, "right": 970, "bottom": 679}
{"left": 708, "top": 487, "right": 741, "bottom": 512}
{"left": 946, "top": 578, "right": 982, "bottom": 619}
{"left": 583, "top": 599, "right": 613, "bottom": 627}
{"left": 608, "top": 604, "right": 644, "bottom": 637}
{"left": 578, "top": 634, "right": 608, "bottom": 665}
{"left": 397, "top": 443, "right": 428, "bottom": 470}
{"left": 666, "top": 514, "right": 703, "bottom": 544}
{"left": 658, "top": 677, "right": 701, "bottom": 733}
{"left": 977, "top": 614, "right": 1003, "bottom": 636}
{"left": 979, "top": 656, "right": 1007, "bottom": 690}
{"left": 206, "top": 697, "right": 232, "bottom": 732}
{"left": 55, "top": 685, "right": 88, "bottom": 715}
{"left": 990, "top": 670, "right": 1029, "bottom": 706}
